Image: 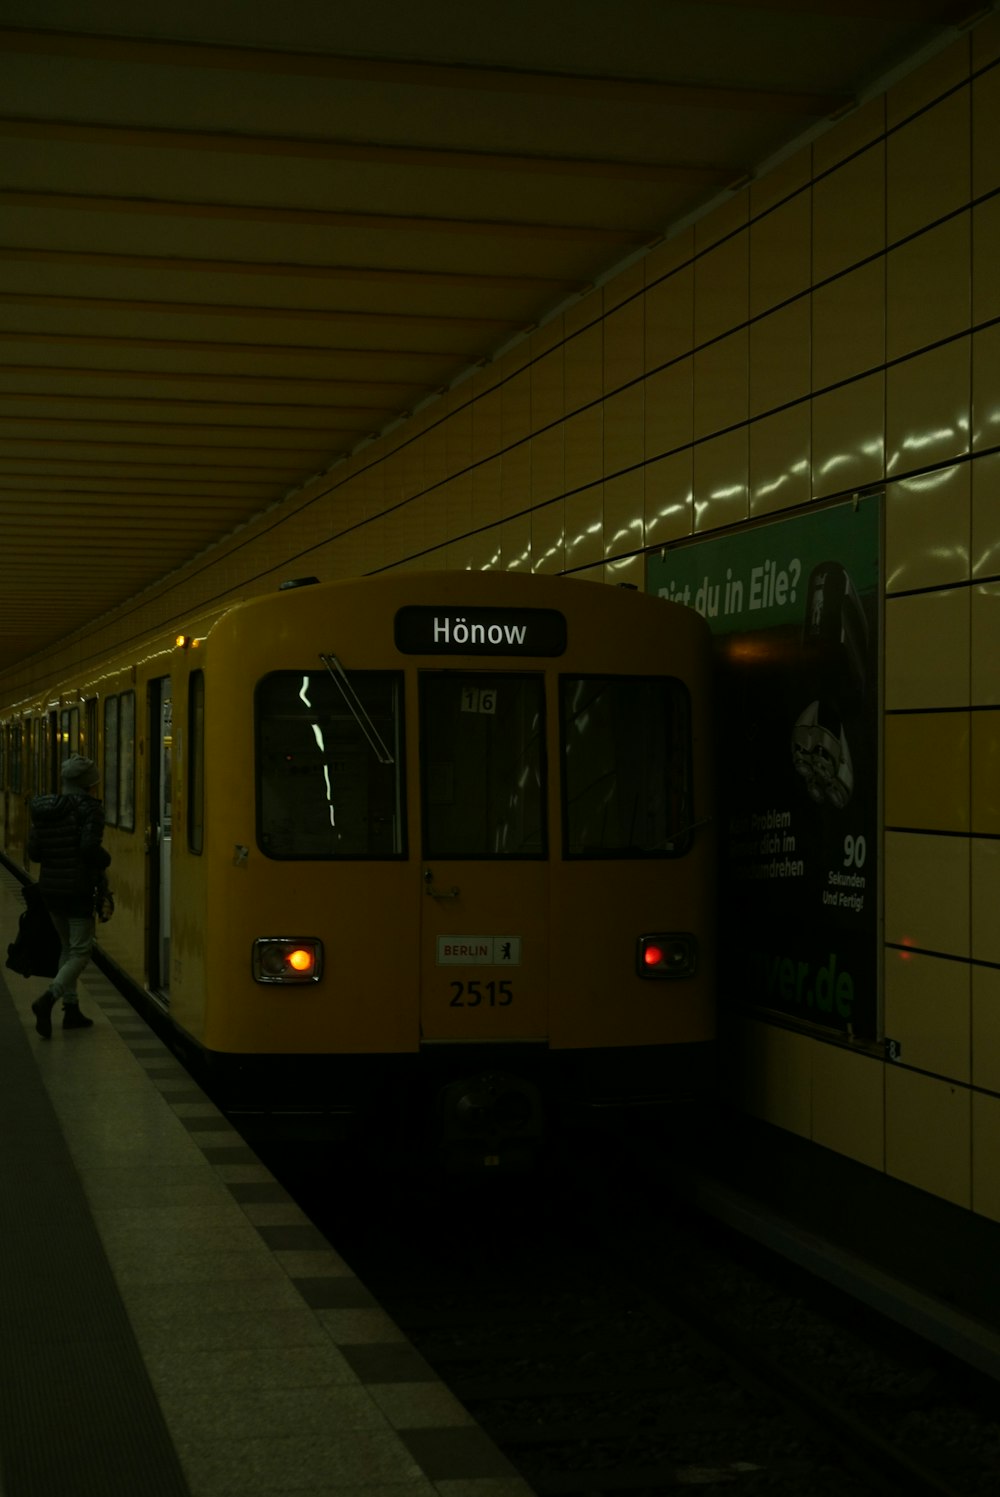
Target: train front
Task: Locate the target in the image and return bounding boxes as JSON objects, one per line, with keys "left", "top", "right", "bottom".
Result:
{"left": 197, "top": 573, "right": 715, "bottom": 1166}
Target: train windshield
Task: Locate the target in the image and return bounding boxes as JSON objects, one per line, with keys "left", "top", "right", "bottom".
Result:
{"left": 420, "top": 674, "right": 545, "bottom": 858}
{"left": 255, "top": 671, "right": 404, "bottom": 858}
{"left": 561, "top": 675, "right": 692, "bottom": 857}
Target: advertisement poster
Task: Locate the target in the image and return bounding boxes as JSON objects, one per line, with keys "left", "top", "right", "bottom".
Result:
{"left": 647, "top": 498, "right": 880, "bottom": 1041}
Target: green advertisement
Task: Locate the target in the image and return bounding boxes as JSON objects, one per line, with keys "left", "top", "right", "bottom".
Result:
{"left": 648, "top": 498, "right": 881, "bottom": 1041}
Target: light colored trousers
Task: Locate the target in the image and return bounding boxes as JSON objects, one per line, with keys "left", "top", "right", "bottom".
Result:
{"left": 46, "top": 909, "right": 95, "bottom": 1004}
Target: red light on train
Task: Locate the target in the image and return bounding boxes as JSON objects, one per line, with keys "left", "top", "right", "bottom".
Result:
{"left": 636, "top": 933, "right": 698, "bottom": 979}
{"left": 287, "top": 948, "right": 314, "bottom": 974}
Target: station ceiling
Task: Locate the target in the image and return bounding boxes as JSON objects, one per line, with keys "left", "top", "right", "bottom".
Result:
{"left": 0, "top": 0, "right": 986, "bottom": 678}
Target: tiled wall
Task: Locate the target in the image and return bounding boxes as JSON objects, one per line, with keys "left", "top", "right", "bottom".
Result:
{"left": 5, "top": 16, "right": 1000, "bottom": 1219}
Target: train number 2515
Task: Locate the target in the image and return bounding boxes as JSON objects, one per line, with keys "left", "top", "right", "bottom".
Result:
{"left": 449, "top": 980, "right": 513, "bottom": 1007}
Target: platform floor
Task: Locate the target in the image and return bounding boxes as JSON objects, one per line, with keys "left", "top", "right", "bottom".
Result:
{"left": 0, "top": 865, "right": 534, "bottom": 1497}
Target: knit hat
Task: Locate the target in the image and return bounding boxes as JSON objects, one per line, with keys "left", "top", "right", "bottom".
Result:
{"left": 61, "top": 754, "right": 100, "bottom": 789}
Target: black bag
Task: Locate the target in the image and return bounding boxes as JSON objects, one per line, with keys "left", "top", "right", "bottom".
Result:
{"left": 5, "top": 882, "right": 61, "bottom": 979}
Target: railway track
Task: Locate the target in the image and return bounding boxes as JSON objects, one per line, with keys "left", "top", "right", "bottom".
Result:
{"left": 264, "top": 1131, "right": 1000, "bottom": 1496}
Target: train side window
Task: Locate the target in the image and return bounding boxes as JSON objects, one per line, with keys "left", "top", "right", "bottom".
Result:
{"left": 561, "top": 675, "right": 693, "bottom": 858}
{"left": 419, "top": 674, "right": 546, "bottom": 859}
{"left": 84, "top": 697, "right": 98, "bottom": 758}
{"left": 104, "top": 696, "right": 119, "bottom": 825}
{"left": 119, "top": 690, "right": 136, "bottom": 831}
{"left": 11, "top": 723, "right": 22, "bottom": 794}
{"left": 188, "top": 670, "right": 205, "bottom": 854}
{"left": 255, "top": 670, "right": 405, "bottom": 859}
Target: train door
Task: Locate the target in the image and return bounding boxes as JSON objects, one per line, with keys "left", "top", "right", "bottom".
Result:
{"left": 147, "top": 677, "right": 172, "bottom": 1002}
{"left": 417, "top": 671, "right": 549, "bottom": 1043}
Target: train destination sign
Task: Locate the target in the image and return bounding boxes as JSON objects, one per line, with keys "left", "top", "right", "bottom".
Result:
{"left": 394, "top": 606, "right": 567, "bottom": 656}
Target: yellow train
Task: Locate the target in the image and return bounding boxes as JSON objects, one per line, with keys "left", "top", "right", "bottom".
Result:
{"left": 1, "top": 571, "right": 715, "bottom": 1163}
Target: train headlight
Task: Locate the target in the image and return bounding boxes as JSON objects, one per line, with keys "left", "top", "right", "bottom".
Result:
{"left": 637, "top": 932, "right": 697, "bottom": 979}
{"left": 252, "top": 937, "right": 324, "bottom": 983}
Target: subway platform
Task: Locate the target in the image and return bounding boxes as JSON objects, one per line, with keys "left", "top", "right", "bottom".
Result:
{"left": 0, "top": 865, "right": 534, "bottom": 1497}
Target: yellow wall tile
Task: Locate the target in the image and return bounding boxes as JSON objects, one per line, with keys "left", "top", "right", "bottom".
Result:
{"left": 530, "top": 500, "right": 565, "bottom": 575}
{"left": 603, "top": 470, "right": 644, "bottom": 557}
{"left": 564, "top": 406, "right": 603, "bottom": 494}
{"left": 972, "top": 56, "right": 1000, "bottom": 196}
{"left": 644, "top": 450, "right": 694, "bottom": 547}
{"left": 530, "top": 427, "right": 564, "bottom": 506}
{"left": 499, "top": 441, "right": 530, "bottom": 520}
{"left": 810, "top": 372, "right": 885, "bottom": 500}
{"left": 972, "top": 837, "right": 1000, "bottom": 965}
{"left": 694, "top": 329, "right": 748, "bottom": 440}
{"left": 973, "top": 321, "right": 1000, "bottom": 452}
{"left": 972, "top": 195, "right": 1000, "bottom": 325}
{"left": 887, "top": 89, "right": 971, "bottom": 242}
{"left": 749, "top": 404, "right": 810, "bottom": 518}
{"left": 812, "top": 261, "right": 886, "bottom": 388}
{"left": 604, "top": 384, "right": 644, "bottom": 475}
{"left": 693, "top": 428, "right": 749, "bottom": 534}
{"left": 499, "top": 512, "right": 531, "bottom": 571}
{"left": 750, "top": 191, "right": 811, "bottom": 317}
{"left": 564, "top": 286, "right": 603, "bottom": 338}
{"left": 885, "top": 1066, "right": 971, "bottom": 1207}
{"left": 644, "top": 265, "right": 694, "bottom": 371}
{"left": 606, "top": 551, "right": 644, "bottom": 588}
{"left": 811, "top": 1043, "right": 884, "bottom": 1171}
{"left": 529, "top": 314, "right": 564, "bottom": 360}
{"left": 694, "top": 230, "right": 749, "bottom": 345}
{"left": 749, "top": 298, "right": 810, "bottom": 416}
{"left": 750, "top": 151, "right": 811, "bottom": 218}
{"left": 604, "top": 295, "right": 644, "bottom": 391}
{"left": 883, "top": 948, "right": 970, "bottom": 1083}
{"left": 450, "top": 527, "right": 501, "bottom": 573}
{"left": 644, "top": 225, "right": 694, "bottom": 284}
{"left": 972, "top": 452, "right": 1000, "bottom": 578}
{"left": 885, "top": 33, "right": 969, "bottom": 128}
{"left": 564, "top": 485, "right": 604, "bottom": 570}
{"left": 502, "top": 368, "right": 531, "bottom": 445}
{"left": 972, "top": 582, "right": 1000, "bottom": 706}
{"left": 444, "top": 473, "right": 472, "bottom": 539}
{"left": 728, "top": 1017, "right": 812, "bottom": 1139}
{"left": 884, "top": 463, "right": 971, "bottom": 593}
{"left": 564, "top": 322, "right": 603, "bottom": 415}
{"left": 886, "top": 339, "right": 971, "bottom": 476}
{"left": 812, "top": 142, "right": 885, "bottom": 283}
{"left": 972, "top": 710, "right": 1000, "bottom": 835}
{"left": 886, "top": 215, "right": 971, "bottom": 362}
{"left": 972, "top": 1092, "right": 1000, "bottom": 1226}
{"left": 444, "top": 405, "right": 473, "bottom": 474}
{"left": 471, "top": 456, "right": 501, "bottom": 528}
{"left": 472, "top": 387, "right": 502, "bottom": 462}
{"left": 813, "top": 96, "right": 884, "bottom": 176}
{"left": 694, "top": 195, "right": 748, "bottom": 254}
{"left": 884, "top": 829, "right": 970, "bottom": 957}
{"left": 884, "top": 711, "right": 970, "bottom": 832}
{"left": 530, "top": 347, "right": 564, "bottom": 432}
{"left": 884, "top": 588, "right": 970, "bottom": 710}
{"left": 644, "top": 359, "right": 693, "bottom": 461}
{"left": 603, "top": 262, "right": 644, "bottom": 313}
{"left": 972, "top": 963, "right": 1000, "bottom": 1093}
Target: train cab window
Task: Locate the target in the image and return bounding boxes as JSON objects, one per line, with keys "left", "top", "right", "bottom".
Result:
{"left": 561, "top": 675, "right": 692, "bottom": 857}
{"left": 188, "top": 670, "right": 205, "bottom": 854}
{"left": 420, "top": 674, "right": 546, "bottom": 858}
{"left": 256, "top": 670, "right": 404, "bottom": 858}
{"left": 118, "top": 690, "right": 136, "bottom": 831}
{"left": 104, "top": 696, "right": 119, "bottom": 825}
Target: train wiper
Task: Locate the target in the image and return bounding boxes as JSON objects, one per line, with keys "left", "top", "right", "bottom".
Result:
{"left": 319, "top": 653, "right": 395, "bottom": 765}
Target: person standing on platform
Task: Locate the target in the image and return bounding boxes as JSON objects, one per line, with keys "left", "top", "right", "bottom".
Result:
{"left": 27, "top": 753, "right": 110, "bottom": 1038}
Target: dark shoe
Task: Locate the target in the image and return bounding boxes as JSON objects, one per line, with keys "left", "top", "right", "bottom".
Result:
{"left": 31, "top": 990, "right": 56, "bottom": 1039}
{"left": 62, "top": 1006, "right": 93, "bottom": 1031}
